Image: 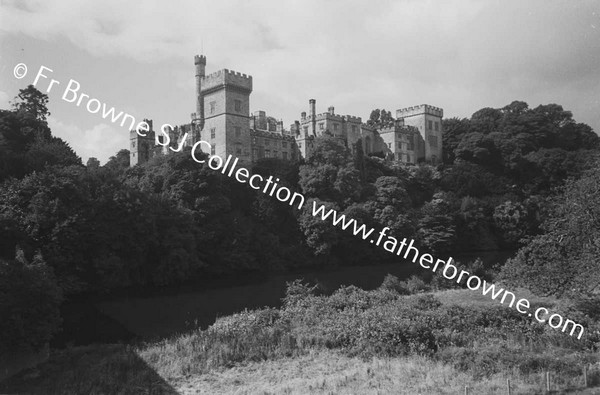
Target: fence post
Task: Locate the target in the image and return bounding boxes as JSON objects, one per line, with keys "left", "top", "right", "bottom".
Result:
{"left": 546, "top": 371, "right": 550, "bottom": 393}
{"left": 507, "top": 378, "right": 511, "bottom": 395}
{"left": 584, "top": 365, "right": 588, "bottom": 388}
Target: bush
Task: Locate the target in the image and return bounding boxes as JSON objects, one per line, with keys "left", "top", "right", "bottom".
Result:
{"left": 380, "top": 273, "right": 410, "bottom": 295}
{"left": 401, "top": 275, "right": 431, "bottom": 294}
{"left": 0, "top": 250, "right": 63, "bottom": 353}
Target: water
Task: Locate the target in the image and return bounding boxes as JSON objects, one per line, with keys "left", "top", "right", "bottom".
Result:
{"left": 88, "top": 250, "right": 514, "bottom": 343}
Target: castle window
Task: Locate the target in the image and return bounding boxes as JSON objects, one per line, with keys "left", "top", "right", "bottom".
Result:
{"left": 352, "top": 125, "right": 357, "bottom": 133}
{"left": 234, "top": 99, "right": 242, "bottom": 112}
{"left": 397, "top": 141, "right": 402, "bottom": 149}
{"left": 210, "top": 128, "right": 216, "bottom": 139}
{"left": 235, "top": 143, "right": 242, "bottom": 155}
{"left": 298, "top": 142, "right": 302, "bottom": 149}
{"left": 428, "top": 120, "right": 433, "bottom": 130}
{"left": 434, "top": 121, "right": 439, "bottom": 131}
{"left": 408, "top": 135, "right": 415, "bottom": 150}
{"left": 428, "top": 135, "right": 438, "bottom": 148}
{"left": 319, "top": 123, "right": 324, "bottom": 130}
{"left": 253, "top": 148, "right": 258, "bottom": 158}
{"left": 132, "top": 141, "right": 136, "bottom": 148}
{"left": 211, "top": 144, "right": 216, "bottom": 155}
{"left": 235, "top": 127, "right": 241, "bottom": 138}
{"left": 388, "top": 142, "right": 391, "bottom": 148}
{"left": 303, "top": 126, "right": 308, "bottom": 134}
{"left": 282, "top": 152, "right": 288, "bottom": 160}
{"left": 210, "top": 101, "right": 216, "bottom": 114}
{"left": 282, "top": 141, "right": 287, "bottom": 148}
{"left": 265, "top": 149, "right": 271, "bottom": 158}
{"left": 333, "top": 124, "right": 338, "bottom": 132}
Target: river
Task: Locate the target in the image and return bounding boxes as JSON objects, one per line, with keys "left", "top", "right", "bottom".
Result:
{"left": 53, "top": 250, "right": 515, "bottom": 346}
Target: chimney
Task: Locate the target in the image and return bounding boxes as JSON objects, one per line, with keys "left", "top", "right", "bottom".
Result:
{"left": 328, "top": 106, "right": 335, "bottom": 115}
{"left": 309, "top": 99, "right": 316, "bottom": 136}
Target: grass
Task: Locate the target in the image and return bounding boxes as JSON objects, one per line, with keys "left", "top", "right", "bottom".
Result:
{"left": 2, "top": 285, "right": 600, "bottom": 394}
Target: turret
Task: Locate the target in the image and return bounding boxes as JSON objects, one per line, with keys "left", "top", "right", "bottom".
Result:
{"left": 309, "top": 99, "right": 316, "bottom": 136}
{"left": 194, "top": 55, "right": 206, "bottom": 127}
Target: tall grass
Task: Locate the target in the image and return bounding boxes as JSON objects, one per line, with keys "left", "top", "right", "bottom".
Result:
{"left": 2, "top": 280, "right": 600, "bottom": 394}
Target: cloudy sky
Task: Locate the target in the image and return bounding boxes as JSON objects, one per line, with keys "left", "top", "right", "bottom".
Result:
{"left": 1, "top": 0, "right": 599, "bottom": 164}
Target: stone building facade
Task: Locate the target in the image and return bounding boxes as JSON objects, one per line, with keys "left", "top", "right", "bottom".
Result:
{"left": 130, "top": 54, "right": 442, "bottom": 167}
{"left": 396, "top": 105, "right": 443, "bottom": 163}
{"left": 291, "top": 99, "right": 381, "bottom": 159}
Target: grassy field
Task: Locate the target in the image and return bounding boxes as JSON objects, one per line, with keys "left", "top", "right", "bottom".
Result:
{"left": 2, "top": 285, "right": 599, "bottom": 394}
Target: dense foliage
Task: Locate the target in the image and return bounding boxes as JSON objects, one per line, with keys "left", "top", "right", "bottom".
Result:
{"left": 139, "top": 281, "right": 600, "bottom": 381}
{"left": 500, "top": 163, "right": 600, "bottom": 297}
{"left": 0, "top": 88, "right": 598, "bottom": 298}
{"left": 1, "top": 87, "right": 599, "bottom": 352}
{"left": 0, "top": 250, "right": 62, "bottom": 354}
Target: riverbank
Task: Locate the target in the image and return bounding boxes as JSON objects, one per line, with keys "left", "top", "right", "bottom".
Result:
{"left": 56, "top": 250, "right": 515, "bottom": 345}
{"left": 3, "top": 287, "right": 599, "bottom": 394}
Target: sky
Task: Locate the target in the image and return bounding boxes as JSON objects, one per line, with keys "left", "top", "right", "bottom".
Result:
{"left": 0, "top": 0, "right": 599, "bottom": 164}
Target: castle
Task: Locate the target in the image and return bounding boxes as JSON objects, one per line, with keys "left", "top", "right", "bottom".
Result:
{"left": 129, "top": 55, "right": 443, "bottom": 166}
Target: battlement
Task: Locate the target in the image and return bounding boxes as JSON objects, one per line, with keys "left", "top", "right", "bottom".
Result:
{"left": 315, "top": 112, "right": 344, "bottom": 121}
{"left": 396, "top": 104, "right": 443, "bottom": 118}
{"left": 361, "top": 124, "right": 375, "bottom": 132}
{"left": 201, "top": 68, "right": 253, "bottom": 92}
{"left": 344, "top": 115, "right": 362, "bottom": 123}
{"left": 194, "top": 54, "right": 206, "bottom": 65}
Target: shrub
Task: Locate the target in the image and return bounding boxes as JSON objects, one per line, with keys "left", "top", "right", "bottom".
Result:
{"left": 380, "top": 273, "right": 410, "bottom": 295}
{"left": 400, "top": 275, "right": 431, "bottom": 294}
{"left": 281, "top": 279, "right": 319, "bottom": 308}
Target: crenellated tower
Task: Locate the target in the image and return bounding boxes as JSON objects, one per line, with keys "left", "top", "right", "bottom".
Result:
{"left": 396, "top": 104, "right": 443, "bottom": 163}
{"left": 198, "top": 58, "right": 253, "bottom": 161}
{"left": 130, "top": 119, "right": 156, "bottom": 166}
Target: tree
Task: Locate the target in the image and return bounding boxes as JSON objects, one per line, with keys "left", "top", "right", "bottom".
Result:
{"left": 500, "top": 160, "right": 600, "bottom": 296}
{"left": 0, "top": 250, "right": 62, "bottom": 354}
{"left": 105, "top": 149, "right": 130, "bottom": 170}
{"left": 417, "top": 195, "right": 457, "bottom": 255}
{"left": 86, "top": 157, "right": 100, "bottom": 169}
{"left": 12, "top": 85, "right": 50, "bottom": 122}
{"left": 441, "top": 117, "right": 470, "bottom": 164}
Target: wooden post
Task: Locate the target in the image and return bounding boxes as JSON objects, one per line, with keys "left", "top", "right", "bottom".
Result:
{"left": 584, "top": 365, "right": 588, "bottom": 388}
{"left": 546, "top": 371, "right": 550, "bottom": 393}
{"left": 507, "top": 378, "right": 511, "bottom": 395}
{"left": 465, "top": 385, "right": 468, "bottom": 395}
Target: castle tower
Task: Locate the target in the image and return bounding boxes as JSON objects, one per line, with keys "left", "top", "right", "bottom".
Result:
{"left": 130, "top": 119, "right": 156, "bottom": 166}
{"left": 194, "top": 55, "right": 206, "bottom": 127}
{"left": 396, "top": 105, "right": 443, "bottom": 163}
{"left": 199, "top": 66, "right": 253, "bottom": 161}
{"left": 309, "top": 99, "right": 316, "bottom": 136}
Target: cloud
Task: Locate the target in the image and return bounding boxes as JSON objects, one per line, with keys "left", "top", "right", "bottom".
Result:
{"left": 2, "top": 0, "right": 598, "bottom": 132}
{"left": 47, "top": 117, "right": 127, "bottom": 165}
{"left": 0, "top": 91, "right": 9, "bottom": 109}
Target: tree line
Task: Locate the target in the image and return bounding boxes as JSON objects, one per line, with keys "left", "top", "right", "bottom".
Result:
{"left": 0, "top": 86, "right": 598, "bottom": 354}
